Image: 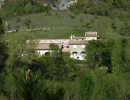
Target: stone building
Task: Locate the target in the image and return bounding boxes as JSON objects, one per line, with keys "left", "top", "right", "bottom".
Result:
{"left": 36, "top": 39, "right": 69, "bottom": 55}
{"left": 27, "top": 32, "right": 98, "bottom": 60}
{"left": 69, "top": 32, "right": 98, "bottom": 60}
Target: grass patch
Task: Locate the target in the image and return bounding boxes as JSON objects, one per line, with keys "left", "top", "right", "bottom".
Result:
{"left": 5, "top": 11, "right": 129, "bottom": 40}
{"left": 6, "top": 29, "right": 80, "bottom": 40}
{"left": 6, "top": 11, "right": 125, "bottom": 29}
{"left": 6, "top": 28, "right": 124, "bottom": 41}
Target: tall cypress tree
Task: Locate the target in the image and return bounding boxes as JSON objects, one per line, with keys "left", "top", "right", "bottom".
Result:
{"left": 0, "top": 17, "right": 4, "bottom": 37}
{"left": 0, "top": 17, "right": 7, "bottom": 72}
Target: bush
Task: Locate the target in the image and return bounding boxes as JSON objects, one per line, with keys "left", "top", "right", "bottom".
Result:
{"left": 80, "top": 74, "right": 94, "bottom": 100}
{"left": 68, "top": 14, "right": 75, "bottom": 19}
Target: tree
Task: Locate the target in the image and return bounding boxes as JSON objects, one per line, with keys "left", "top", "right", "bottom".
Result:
{"left": 101, "top": 40, "right": 114, "bottom": 72}
{"left": 85, "top": 40, "right": 113, "bottom": 72}
{"left": 111, "top": 20, "right": 116, "bottom": 30}
{"left": 0, "top": 73, "right": 6, "bottom": 98}
{"left": 47, "top": 43, "right": 66, "bottom": 80}
{"left": 46, "top": 82, "right": 65, "bottom": 100}
{"left": 112, "top": 38, "right": 128, "bottom": 73}
{"left": 0, "top": 18, "right": 8, "bottom": 72}
{"left": 0, "top": 41, "right": 8, "bottom": 72}
{"left": 79, "top": 74, "right": 94, "bottom": 100}
{"left": 0, "top": 17, "right": 4, "bottom": 37}
{"left": 91, "top": 69, "right": 120, "bottom": 100}
{"left": 40, "top": 43, "right": 77, "bottom": 81}
{"left": 13, "top": 68, "right": 48, "bottom": 100}
{"left": 6, "top": 36, "right": 38, "bottom": 72}
{"left": 24, "top": 19, "right": 32, "bottom": 29}
{"left": 85, "top": 40, "right": 104, "bottom": 69}
{"left": 118, "top": 27, "right": 130, "bottom": 36}
{"left": 111, "top": 38, "right": 130, "bottom": 74}
{"left": 13, "top": 68, "right": 65, "bottom": 100}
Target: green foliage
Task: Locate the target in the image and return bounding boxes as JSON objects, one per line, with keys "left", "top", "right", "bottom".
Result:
{"left": 69, "top": 0, "right": 130, "bottom": 19}
{"left": 78, "top": 69, "right": 122, "bottom": 100}
{"left": 68, "top": 13, "right": 75, "bottom": 19}
{"left": 2, "top": 36, "right": 130, "bottom": 100}
{"left": 42, "top": 43, "right": 77, "bottom": 81}
{"left": 86, "top": 40, "right": 105, "bottom": 69}
{"left": 6, "top": 10, "right": 127, "bottom": 41}
{"left": 80, "top": 74, "right": 94, "bottom": 100}
{"left": 16, "top": 17, "right": 21, "bottom": 23}
{"left": 6, "top": 37, "right": 38, "bottom": 71}
{"left": 0, "top": 18, "right": 4, "bottom": 37}
{"left": 0, "top": 73, "right": 6, "bottom": 95}
{"left": 12, "top": 68, "right": 65, "bottom": 100}
{"left": 48, "top": 44, "right": 65, "bottom": 80}
{"left": 1, "top": 0, "right": 51, "bottom": 17}
{"left": 91, "top": 69, "right": 120, "bottom": 100}
{"left": 13, "top": 69, "right": 47, "bottom": 100}
{"left": 85, "top": 40, "right": 114, "bottom": 72}
{"left": 86, "top": 37, "right": 130, "bottom": 74}
{"left": 118, "top": 27, "right": 130, "bottom": 36}
{"left": 0, "top": 19, "right": 8, "bottom": 71}
{"left": 0, "top": 41, "right": 8, "bottom": 72}
{"left": 2, "top": 4, "right": 130, "bottom": 99}
{"left": 112, "top": 38, "right": 130, "bottom": 73}
{"left": 46, "top": 83, "right": 65, "bottom": 100}
{"left": 37, "top": 49, "right": 77, "bottom": 81}
{"left": 23, "top": 19, "right": 32, "bottom": 29}
{"left": 111, "top": 20, "right": 117, "bottom": 29}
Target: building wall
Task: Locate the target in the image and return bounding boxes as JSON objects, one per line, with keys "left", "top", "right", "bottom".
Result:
{"left": 85, "top": 37, "right": 97, "bottom": 41}
{"left": 37, "top": 50, "right": 52, "bottom": 55}
{"left": 69, "top": 44, "right": 86, "bottom": 60}
{"left": 36, "top": 34, "right": 97, "bottom": 60}
{"left": 73, "top": 38, "right": 85, "bottom": 41}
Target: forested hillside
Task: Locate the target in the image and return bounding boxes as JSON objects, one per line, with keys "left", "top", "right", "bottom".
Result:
{"left": 1, "top": 0, "right": 130, "bottom": 18}
{"left": 70, "top": 0, "right": 130, "bottom": 20}
{"left": 0, "top": 0, "right": 51, "bottom": 17}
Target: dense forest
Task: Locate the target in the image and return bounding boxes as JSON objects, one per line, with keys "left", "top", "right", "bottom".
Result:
{"left": 1, "top": 0, "right": 130, "bottom": 18}
{"left": 1, "top": 0, "right": 130, "bottom": 100}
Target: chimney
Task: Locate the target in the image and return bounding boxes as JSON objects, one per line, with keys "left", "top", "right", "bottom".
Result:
{"left": 70, "top": 34, "right": 73, "bottom": 40}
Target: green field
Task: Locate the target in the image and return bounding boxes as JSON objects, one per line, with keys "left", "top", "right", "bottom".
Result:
{"left": 5, "top": 11, "right": 128, "bottom": 40}
{"left": 7, "top": 11, "right": 124, "bottom": 28}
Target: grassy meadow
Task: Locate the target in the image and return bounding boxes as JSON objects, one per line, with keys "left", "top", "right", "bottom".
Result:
{"left": 5, "top": 11, "right": 128, "bottom": 40}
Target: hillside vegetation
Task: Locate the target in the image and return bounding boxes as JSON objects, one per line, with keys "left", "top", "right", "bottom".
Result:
{"left": 70, "top": 0, "right": 130, "bottom": 19}
{"left": 5, "top": 10, "right": 130, "bottom": 41}
{"left": 0, "top": 0, "right": 50, "bottom": 17}
{"left": 1, "top": 0, "right": 130, "bottom": 100}
{"left": 1, "top": 0, "right": 130, "bottom": 19}
{"left": 1, "top": 0, "right": 130, "bottom": 40}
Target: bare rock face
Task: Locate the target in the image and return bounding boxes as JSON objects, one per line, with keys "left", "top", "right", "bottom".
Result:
{"left": 47, "top": 0, "right": 77, "bottom": 10}
{"left": 0, "top": 0, "right": 5, "bottom": 8}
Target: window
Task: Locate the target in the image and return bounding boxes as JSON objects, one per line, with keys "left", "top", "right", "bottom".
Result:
{"left": 81, "top": 52, "right": 85, "bottom": 57}
{"left": 72, "top": 52, "right": 77, "bottom": 56}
